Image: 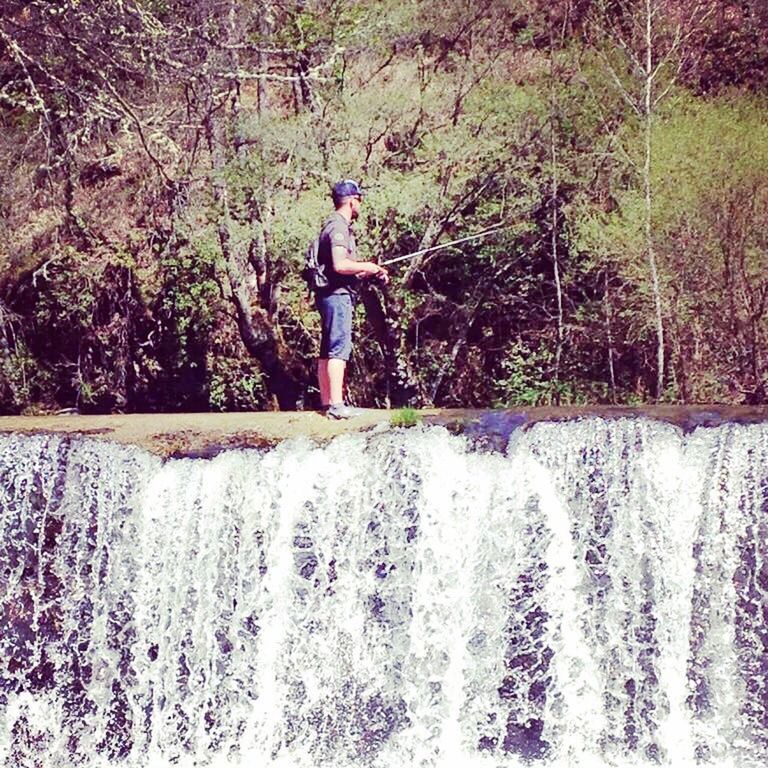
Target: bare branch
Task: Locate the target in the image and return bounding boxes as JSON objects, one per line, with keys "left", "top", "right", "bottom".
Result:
{"left": 594, "top": 49, "right": 642, "bottom": 117}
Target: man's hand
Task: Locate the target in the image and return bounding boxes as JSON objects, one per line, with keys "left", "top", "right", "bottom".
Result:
{"left": 356, "top": 264, "right": 389, "bottom": 284}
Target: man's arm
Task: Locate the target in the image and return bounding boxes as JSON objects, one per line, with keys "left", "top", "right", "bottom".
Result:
{"left": 331, "top": 245, "right": 389, "bottom": 283}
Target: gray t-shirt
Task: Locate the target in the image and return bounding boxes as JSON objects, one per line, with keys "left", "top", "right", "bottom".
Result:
{"left": 319, "top": 212, "right": 359, "bottom": 295}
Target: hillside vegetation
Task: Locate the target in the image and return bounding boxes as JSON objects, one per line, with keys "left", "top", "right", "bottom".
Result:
{"left": 1, "top": 0, "right": 766, "bottom": 413}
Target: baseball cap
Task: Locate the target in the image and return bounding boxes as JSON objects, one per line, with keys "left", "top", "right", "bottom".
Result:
{"left": 331, "top": 179, "right": 364, "bottom": 200}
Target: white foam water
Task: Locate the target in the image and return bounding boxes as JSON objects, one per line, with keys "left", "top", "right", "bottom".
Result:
{"left": 1, "top": 418, "right": 767, "bottom": 767}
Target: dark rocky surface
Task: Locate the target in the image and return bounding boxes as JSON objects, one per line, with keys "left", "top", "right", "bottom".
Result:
{"left": 424, "top": 406, "right": 768, "bottom": 453}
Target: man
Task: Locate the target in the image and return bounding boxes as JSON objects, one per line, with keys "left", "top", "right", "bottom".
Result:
{"left": 316, "top": 179, "right": 389, "bottom": 419}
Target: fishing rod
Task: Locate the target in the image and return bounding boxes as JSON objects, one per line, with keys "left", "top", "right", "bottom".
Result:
{"left": 380, "top": 222, "right": 510, "bottom": 267}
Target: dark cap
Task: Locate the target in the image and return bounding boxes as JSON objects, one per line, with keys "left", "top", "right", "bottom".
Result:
{"left": 331, "top": 179, "right": 364, "bottom": 201}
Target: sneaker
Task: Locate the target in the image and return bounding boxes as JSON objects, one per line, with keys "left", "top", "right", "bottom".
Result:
{"left": 326, "top": 403, "right": 363, "bottom": 420}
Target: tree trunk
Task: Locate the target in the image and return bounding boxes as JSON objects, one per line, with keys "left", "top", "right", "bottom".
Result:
{"left": 359, "top": 287, "right": 420, "bottom": 407}
{"left": 207, "top": 111, "right": 301, "bottom": 410}
{"left": 604, "top": 271, "right": 617, "bottom": 404}
{"left": 644, "top": 0, "right": 665, "bottom": 400}
{"left": 549, "top": 19, "right": 565, "bottom": 403}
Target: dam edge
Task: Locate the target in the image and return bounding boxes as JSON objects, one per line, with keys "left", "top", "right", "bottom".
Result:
{"left": 0, "top": 406, "right": 767, "bottom": 459}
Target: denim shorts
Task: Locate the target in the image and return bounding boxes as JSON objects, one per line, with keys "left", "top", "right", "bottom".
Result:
{"left": 317, "top": 292, "right": 353, "bottom": 360}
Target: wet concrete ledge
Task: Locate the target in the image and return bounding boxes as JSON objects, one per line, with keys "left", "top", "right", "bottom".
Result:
{"left": 0, "top": 406, "right": 766, "bottom": 459}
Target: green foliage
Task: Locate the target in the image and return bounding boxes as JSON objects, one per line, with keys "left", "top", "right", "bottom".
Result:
{"left": 0, "top": 335, "right": 48, "bottom": 414}
{"left": 2, "top": 246, "right": 151, "bottom": 412}
{"left": 576, "top": 94, "right": 768, "bottom": 401}
{"left": 151, "top": 229, "right": 224, "bottom": 410}
{"left": 207, "top": 354, "right": 266, "bottom": 412}
{"left": 390, "top": 407, "right": 421, "bottom": 427}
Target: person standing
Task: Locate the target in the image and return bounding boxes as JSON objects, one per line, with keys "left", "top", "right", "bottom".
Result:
{"left": 316, "top": 179, "right": 389, "bottom": 419}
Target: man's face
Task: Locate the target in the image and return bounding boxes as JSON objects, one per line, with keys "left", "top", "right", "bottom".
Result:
{"left": 350, "top": 195, "right": 362, "bottom": 220}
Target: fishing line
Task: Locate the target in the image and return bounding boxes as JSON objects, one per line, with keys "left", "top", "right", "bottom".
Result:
{"left": 380, "top": 221, "right": 512, "bottom": 267}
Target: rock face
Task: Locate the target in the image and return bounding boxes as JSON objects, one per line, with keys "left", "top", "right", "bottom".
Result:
{"left": 0, "top": 407, "right": 766, "bottom": 458}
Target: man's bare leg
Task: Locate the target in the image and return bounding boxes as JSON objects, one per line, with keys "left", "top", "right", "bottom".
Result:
{"left": 327, "top": 358, "right": 346, "bottom": 405}
{"left": 317, "top": 359, "right": 331, "bottom": 406}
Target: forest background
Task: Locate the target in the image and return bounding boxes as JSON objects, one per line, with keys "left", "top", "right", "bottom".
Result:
{"left": 0, "top": 0, "right": 766, "bottom": 414}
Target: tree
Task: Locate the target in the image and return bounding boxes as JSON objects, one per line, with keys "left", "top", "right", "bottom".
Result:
{"left": 587, "top": 0, "right": 713, "bottom": 399}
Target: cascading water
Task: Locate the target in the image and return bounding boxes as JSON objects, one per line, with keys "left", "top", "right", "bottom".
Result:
{"left": 1, "top": 418, "right": 767, "bottom": 768}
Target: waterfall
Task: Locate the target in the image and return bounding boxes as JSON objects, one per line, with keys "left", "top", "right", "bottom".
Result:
{"left": 1, "top": 418, "right": 767, "bottom": 768}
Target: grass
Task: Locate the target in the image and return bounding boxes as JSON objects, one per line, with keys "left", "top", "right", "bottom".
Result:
{"left": 390, "top": 407, "right": 421, "bottom": 428}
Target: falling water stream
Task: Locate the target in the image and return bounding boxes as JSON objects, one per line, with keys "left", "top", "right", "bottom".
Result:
{"left": 1, "top": 418, "right": 767, "bottom": 768}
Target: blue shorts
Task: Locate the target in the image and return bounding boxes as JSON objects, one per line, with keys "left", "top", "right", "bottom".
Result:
{"left": 317, "top": 292, "right": 353, "bottom": 360}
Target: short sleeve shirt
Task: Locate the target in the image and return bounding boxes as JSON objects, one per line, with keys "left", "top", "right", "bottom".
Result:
{"left": 319, "top": 212, "right": 359, "bottom": 295}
